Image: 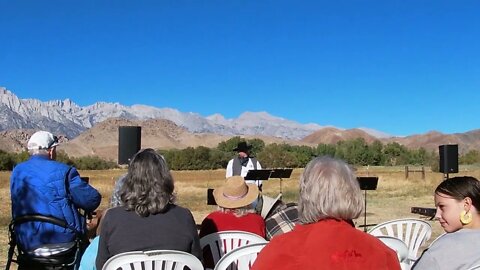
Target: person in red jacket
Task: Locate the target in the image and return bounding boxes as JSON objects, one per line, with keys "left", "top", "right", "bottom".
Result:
{"left": 200, "top": 176, "right": 265, "bottom": 268}
{"left": 251, "top": 156, "right": 401, "bottom": 270}
{"left": 200, "top": 176, "right": 265, "bottom": 238}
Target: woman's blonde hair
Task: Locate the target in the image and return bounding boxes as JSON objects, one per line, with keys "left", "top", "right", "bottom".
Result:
{"left": 298, "top": 156, "right": 363, "bottom": 224}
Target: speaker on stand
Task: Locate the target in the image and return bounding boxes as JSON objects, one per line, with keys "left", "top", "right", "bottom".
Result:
{"left": 118, "top": 126, "right": 142, "bottom": 165}
{"left": 439, "top": 144, "right": 458, "bottom": 180}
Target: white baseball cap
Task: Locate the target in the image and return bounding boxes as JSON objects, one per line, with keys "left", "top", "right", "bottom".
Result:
{"left": 27, "top": 131, "right": 59, "bottom": 150}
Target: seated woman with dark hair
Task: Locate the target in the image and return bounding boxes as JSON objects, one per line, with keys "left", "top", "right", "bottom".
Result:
{"left": 412, "top": 176, "right": 480, "bottom": 270}
{"left": 95, "top": 148, "right": 201, "bottom": 269}
{"left": 251, "top": 156, "right": 400, "bottom": 270}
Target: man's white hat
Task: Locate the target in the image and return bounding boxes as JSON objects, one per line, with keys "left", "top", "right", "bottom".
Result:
{"left": 27, "top": 131, "right": 59, "bottom": 150}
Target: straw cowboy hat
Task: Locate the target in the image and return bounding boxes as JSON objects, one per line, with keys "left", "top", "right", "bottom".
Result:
{"left": 214, "top": 176, "right": 259, "bottom": 209}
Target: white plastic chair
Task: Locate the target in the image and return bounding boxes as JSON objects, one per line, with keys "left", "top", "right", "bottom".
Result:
{"left": 376, "top": 235, "right": 409, "bottom": 263}
{"left": 214, "top": 242, "right": 268, "bottom": 270}
{"left": 200, "top": 231, "right": 267, "bottom": 270}
{"left": 101, "top": 250, "right": 203, "bottom": 270}
{"left": 467, "top": 265, "right": 480, "bottom": 270}
{"left": 368, "top": 218, "right": 432, "bottom": 265}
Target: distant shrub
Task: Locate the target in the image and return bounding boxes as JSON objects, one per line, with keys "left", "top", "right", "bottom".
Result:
{"left": 0, "top": 150, "right": 15, "bottom": 171}
{"left": 70, "top": 156, "right": 118, "bottom": 170}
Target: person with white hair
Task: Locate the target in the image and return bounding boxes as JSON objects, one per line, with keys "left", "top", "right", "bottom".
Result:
{"left": 10, "top": 131, "right": 101, "bottom": 264}
{"left": 251, "top": 156, "right": 401, "bottom": 270}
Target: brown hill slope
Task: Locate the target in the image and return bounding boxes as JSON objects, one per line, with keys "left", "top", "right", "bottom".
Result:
{"left": 2, "top": 120, "right": 479, "bottom": 160}
{"left": 62, "top": 118, "right": 311, "bottom": 161}
{"left": 59, "top": 118, "right": 230, "bottom": 161}
{"left": 0, "top": 129, "right": 36, "bottom": 152}
{"left": 301, "top": 127, "right": 379, "bottom": 144}
{"left": 0, "top": 118, "right": 307, "bottom": 161}
{"left": 389, "top": 130, "right": 480, "bottom": 154}
{"left": 301, "top": 128, "right": 480, "bottom": 154}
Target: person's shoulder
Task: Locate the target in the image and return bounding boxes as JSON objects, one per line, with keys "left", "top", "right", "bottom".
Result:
{"left": 12, "top": 160, "right": 28, "bottom": 170}
{"left": 168, "top": 205, "right": 197, "bottom": 226}
{"left": 205, "top": 210, "right": 223, "bottom": 218}
{"left": 245, "top": 212, "right": 264, "bottom": 221}
{"left": 104, "top": 206, "right": 126, "bottom": 215}
{"left": 266, "top": 227, "right": 299, "bottom": 246}
{"left": 169, "top": 204, "right": 194, "bottom": 216}
{"left": 46, "top": 159, "right": 72, "bottom": 171}
{"left": 433, "top": 230, "right": 480, "bottom": 247}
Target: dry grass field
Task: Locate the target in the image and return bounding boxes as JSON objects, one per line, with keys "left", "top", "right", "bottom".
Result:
{"left": 1, "top": 166, "right": 480, "bottom": 268}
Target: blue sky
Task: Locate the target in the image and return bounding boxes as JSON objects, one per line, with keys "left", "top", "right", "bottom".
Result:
{"left": 1, "top": 1, "right": 479, "bottom": 136}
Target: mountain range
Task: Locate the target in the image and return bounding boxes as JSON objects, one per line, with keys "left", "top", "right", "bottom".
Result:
{"left": 1, "top": 87, "right": 336, "bottom": 140}
{"left": 1, "top": 87, "right": 479, "bottom": 161}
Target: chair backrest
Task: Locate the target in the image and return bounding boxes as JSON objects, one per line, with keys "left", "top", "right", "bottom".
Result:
{"left": 6, "top": 214, "right": 83, "bottom": 270}
{"left": 214, "top": 242, "right": 268, "bottom": 270}
{"left": 102, "top": 250, "right": 203, "bottom": 270}
{"left": 200, "top": 231, "right": 267, "bottom": 269}
{"left": 375, "top": 235, "right": 409, "bottom": 263}
{"left": 368, "top": 218, "right": 432, "bottom": 262}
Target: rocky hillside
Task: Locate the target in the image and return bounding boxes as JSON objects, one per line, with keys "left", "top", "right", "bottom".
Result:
{"left": 0, "top": 87, "right": 329, "bottom": 140}
{"left": 302, "top": 127, "right": 378, "bottom": 145}
{"left": 0, "top": 118, "right": 308, "bottom": 161}
{"left": 301, "top": 127, "right": 480, "bottom": 154}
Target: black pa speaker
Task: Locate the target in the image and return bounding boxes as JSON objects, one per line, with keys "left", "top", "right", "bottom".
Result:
{"left": 439, "top": 144, "right": 458, "bottom": 174}
{"left": 118, "top": 126, "right": 141, "bottom": 165}
{"left": 207, "top": 188, "right": 217, "bottom": 206}
{"left": 356, "top": 176, "right": 379, "bottom": 191}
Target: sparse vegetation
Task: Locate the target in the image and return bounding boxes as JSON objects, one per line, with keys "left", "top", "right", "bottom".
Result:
{"left": 1, "top": 137, "right": 479, "bottom": 171}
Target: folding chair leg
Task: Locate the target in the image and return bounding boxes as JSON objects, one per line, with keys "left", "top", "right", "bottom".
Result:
{"left": 5, "top": 240, "right": 16, "bottom": 270}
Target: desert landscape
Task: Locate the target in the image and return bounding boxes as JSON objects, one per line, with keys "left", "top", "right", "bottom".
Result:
{"left": 2, "top": 166, "right": 480, "bottom": 268}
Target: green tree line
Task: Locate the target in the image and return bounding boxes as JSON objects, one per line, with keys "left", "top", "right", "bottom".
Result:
{"left": 0, "top": 150, "right": 118, "bottom": 171}
{"left": 1, "top": 137, "right": 479, "bottom": 171}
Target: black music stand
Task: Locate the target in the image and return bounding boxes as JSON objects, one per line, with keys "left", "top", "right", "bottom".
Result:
{"left": 269, "top": 168, "right": 293, "bottom": 194}
{"left": 411, "top": 207, "right": 436, "bottom": 220}
{"left": 245, "top": 169, "right": 272, "bottom": 191}
{"left": 357, "top": 176, "right": 379, "bottom": 232}
{"left": 207, "top": 188, "right": 217, "bottom": 206}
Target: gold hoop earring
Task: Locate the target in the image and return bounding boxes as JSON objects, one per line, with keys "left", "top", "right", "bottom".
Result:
{"left": 460, "top": 210, "right": 473, "bottom": 225}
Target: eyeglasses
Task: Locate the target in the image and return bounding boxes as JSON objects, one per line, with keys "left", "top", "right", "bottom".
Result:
{"left": 47, "top": 135, "right": 59, "bottom": 149}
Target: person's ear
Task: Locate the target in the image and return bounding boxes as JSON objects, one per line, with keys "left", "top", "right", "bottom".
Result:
{"left": 464, "top": 197, "right": 473, "bottom": 211}
{"left": 48, "top": 147, "right": 56, "bottom": 159}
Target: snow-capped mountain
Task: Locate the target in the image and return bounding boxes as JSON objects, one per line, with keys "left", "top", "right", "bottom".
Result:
{"left": 0, "top": 87, "right": 389, "bottom": 139}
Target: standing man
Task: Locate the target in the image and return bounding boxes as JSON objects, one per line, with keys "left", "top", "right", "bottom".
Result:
{"left": 10, "top": 131, "right": 101, "bottom": 253}
{"left": 226, "top": 141, "right": 263, "bottom": 189}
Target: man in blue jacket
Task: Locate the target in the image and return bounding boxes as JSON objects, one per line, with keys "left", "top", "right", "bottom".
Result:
{"left": 10, "top": 131, "right": 101, "bottom": 252}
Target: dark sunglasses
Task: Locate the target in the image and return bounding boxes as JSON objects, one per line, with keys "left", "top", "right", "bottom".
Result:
{"left": 47, "top": 135, "right": 59, "bottom": 149}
